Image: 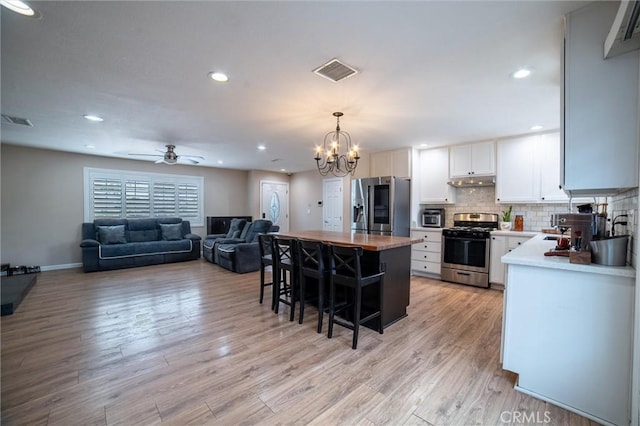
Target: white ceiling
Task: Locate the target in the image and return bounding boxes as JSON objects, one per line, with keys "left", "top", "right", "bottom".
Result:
{"left": 1, "top": 1, "right": 591, "bottom": 173}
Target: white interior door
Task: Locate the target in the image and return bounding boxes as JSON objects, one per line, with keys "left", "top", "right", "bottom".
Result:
{"left": 260, "top": 180, "right": 289, "bottom": 232}
{"left": 322, "top": 178, "right": 343, "bottom": 231}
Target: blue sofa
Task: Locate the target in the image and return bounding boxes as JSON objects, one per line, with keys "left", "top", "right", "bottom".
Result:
{"left": 80, "top": 218, "right": 201, "bottom": 272}
{"left": 202, "top": 219, "right": 276, "bottom": 273}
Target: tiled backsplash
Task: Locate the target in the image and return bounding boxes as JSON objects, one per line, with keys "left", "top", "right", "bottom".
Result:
{"left": 423, "top": 186, "right": 571, "bottom": 231}
{"left": 608, "top": 187, "right": 637, "bottom": 267}
{"left": 422, "top": 185, "right": 638, "bottom": 267}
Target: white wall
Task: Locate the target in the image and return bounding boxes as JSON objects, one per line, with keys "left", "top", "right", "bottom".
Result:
{"left": 1, "top": 144, "right": 249, "bottom": 268}
{"left": 289, "top": 170, "right": 324, "bottom": 231}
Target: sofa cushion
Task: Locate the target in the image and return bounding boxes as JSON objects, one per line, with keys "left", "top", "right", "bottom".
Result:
{"left": 97, "top": 225, "right": 127, "bottom": 245}
{"left": 225, "top": 218, "right": 247, "bottom": 238}
{"left": 160, "top": 223, "right": 184, "bottom": 241}
{"left": 244, "top": 220, "right": 273, "bottom": 243}
{"left": 129, "top": 229, "right": 159, "bottom": 242}
{"left": 100, "top": 240, "right": 192, "bottom": 259}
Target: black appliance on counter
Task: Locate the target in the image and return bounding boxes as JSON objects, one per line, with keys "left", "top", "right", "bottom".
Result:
{"left": 441, "top": 212, "right": 499, "bottom": 288}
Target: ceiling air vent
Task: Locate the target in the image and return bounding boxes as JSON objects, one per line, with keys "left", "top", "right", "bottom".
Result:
{"left": 313, "top": 58, "right": 358, "bottom": 82}
{"left": 1, "top": 114, "right": 33, "bottom": 127}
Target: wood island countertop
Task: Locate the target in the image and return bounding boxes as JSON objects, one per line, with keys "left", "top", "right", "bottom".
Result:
{"left": 275, "top": 230, "right": 422, "bottom": 252}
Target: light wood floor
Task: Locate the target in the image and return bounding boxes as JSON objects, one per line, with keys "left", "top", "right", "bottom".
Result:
{"left": 1, "top": 260, "right": 598, "bottom": 425}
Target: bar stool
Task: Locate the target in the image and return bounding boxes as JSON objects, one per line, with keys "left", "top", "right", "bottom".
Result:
{"left": 295, "top": 239, "right": 329, "bottom": 333}
{"left": 257, "top": 234, "right": 275, "bottom": 308}
{"left": 272, "top": 237, "right": 299, "bottom": 322}
{"left": 327, "top": 245, "right": 385, "bottom": 349}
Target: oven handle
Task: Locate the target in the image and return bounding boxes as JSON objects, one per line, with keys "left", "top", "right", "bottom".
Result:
{"left": 443, "top": 236, "right": 488, "bottom": 242}
{"left": 456, "top": 272, "right": 471, "bottom": 276}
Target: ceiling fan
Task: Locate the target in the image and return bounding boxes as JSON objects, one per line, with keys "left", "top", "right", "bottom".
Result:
{"left": 128, "top": 144, "right": 204, "bottom": 165}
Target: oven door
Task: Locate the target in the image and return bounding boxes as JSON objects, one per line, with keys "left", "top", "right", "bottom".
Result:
{"left": 441, "top": 235, "right": 490, "bottom": 273}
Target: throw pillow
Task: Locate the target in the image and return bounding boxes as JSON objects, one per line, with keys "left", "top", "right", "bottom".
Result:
{"left": 97, "top": 225, "right": 127, "bottom": 245}
{"left": 160, "top": 223, "right": 183, "bottom": 241}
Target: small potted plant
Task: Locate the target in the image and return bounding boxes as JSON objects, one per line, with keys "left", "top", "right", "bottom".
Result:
{"left": 500, "top": 205, "right": 513, "bottom": 230}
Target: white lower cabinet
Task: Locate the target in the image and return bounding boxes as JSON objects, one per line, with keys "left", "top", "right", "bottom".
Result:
{"left": 411, "top": 229, "right": 442, "bottom": 276}
{"left": 489, "top": 235, "right": 531, "bottom": 285}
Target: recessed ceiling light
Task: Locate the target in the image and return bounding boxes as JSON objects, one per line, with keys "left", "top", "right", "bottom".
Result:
{"left": 258, "top": 145, "right": 266, "bottom": 151}
{"left": 0, "top": 0, "right": 39, "bottom": 17}
{"left": 530, "top": 125, "right": 543, "bottom": 131}
{"left": 280, "top": 169, "right": 286, "bottom": 172}
{"left": 209, "top": 72, "right": 229, "bottom": 82}
{"left": 83, "top": 114, "right": 104, "bottom": 122}
{"left": 85, "top": 144, "right": 96, "bottom": 149}
{"left": 419, "top": 143, "right": 429, "bottom": 148}
{"left": 512, "top": 68, "right": 531, "bottom": 79}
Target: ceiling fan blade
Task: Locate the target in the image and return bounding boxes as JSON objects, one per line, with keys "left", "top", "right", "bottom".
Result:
{"left": 129, "top": 153, "right": 163, "bottom": 157}
{"left": 182, "top": 155, "right": 205, "bottom": 160}
{"left": 181, "top": 158, "right": 199, "bottom": 164}
{"left": 155, "top": 158, "right": 165, "bottom": 164}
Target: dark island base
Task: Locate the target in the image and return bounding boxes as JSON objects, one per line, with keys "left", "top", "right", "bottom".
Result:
{"left": 1, "top": 274, "right": 38, "bottom": 316}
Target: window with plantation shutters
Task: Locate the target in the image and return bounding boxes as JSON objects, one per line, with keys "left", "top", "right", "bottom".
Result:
{"left": 84, "top": 168, "right": 204, "bottom": 226}
{"left": 153, "top": 182, "right": 177, "bottom": 216}
{"left": 125, "top": 180, "right": 150, "bottom": 217}
{"left": 178, "top": 183, "right": 199, "bottom": 218}
{"left": 92, "top": 177, "right": 123, "bottom": 217}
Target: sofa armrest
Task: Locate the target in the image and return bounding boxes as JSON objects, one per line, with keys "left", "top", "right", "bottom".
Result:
{"left": 184, "top": 233, "right": 201, "bottom": 241}
{"left": 80, "top": 239, "right": 100, "bottom": 248}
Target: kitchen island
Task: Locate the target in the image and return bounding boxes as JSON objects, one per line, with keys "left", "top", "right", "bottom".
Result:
{"left": 501, "top": 234, "right": 635, "bottom": 426}
{"left": 276, "top": 230, "right": 422, "bottom": 329}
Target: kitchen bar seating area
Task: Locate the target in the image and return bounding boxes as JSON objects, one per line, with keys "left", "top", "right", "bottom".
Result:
{"left": 265, "top": 231, "right": 419, "bottom": 349}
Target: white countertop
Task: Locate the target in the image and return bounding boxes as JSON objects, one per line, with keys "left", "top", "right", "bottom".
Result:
{"left": 490, "top": 230, "right": 539, "bottom": 237}
{"left": 410, "top": 227, "right": 443, "bottom": 232}
{"left": 502, "top": 233, "right": 636, "bottom": 278}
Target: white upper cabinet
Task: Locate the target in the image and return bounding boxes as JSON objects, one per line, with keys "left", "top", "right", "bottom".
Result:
{"left": 496, "top": 132, "right": 574, "bottom": 204}
{"left": 496, "top": 136, "right": 539, "bottom": 203}
{"left": 539, "top": 133, "right": 569, "bottom": 202}
{"left": 370, "top": 148, "right": 411, "bottom": 178}
{"left": 450, "top": 141, "right": 495, "bottom": 178}
{"left": 418, "top": 147, "right": 456, "bottom": 204}
{"left": 563, "top": 2, "right": 639, "bottom": 195}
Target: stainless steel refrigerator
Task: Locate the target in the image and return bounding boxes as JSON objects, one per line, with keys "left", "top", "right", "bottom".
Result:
{"left": 351, "top": 176, "right": 410, "bottom": 236}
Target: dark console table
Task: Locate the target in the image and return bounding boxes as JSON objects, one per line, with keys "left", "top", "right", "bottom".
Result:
{"left": 206, "top": 216, "right": 252, "bottom": 235}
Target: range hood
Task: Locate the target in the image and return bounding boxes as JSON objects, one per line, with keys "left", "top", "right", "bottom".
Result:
{"left": 447, "top": 176, "right": 496, "bottom": 188}
{"left": 604, "top": 0, "right": 640, "bottom": 58}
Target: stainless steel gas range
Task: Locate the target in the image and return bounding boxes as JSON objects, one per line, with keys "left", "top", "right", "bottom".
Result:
{"left": 441, "top": 213, "right": 499, "bottom": 288}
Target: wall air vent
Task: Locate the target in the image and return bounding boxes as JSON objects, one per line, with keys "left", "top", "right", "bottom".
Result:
{"left": 313, "top": 58, "right": 359, "bottom": 82}
{"left": 1, "top": 114, "right": 33, "bottom": 127}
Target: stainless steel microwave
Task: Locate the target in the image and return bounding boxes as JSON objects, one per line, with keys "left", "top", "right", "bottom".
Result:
{"left": 422, "top": 209, "right": 444, "bottom": 228}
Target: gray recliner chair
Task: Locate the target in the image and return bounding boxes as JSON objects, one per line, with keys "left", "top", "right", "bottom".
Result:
{"left": 216, "top": 220, "right": 276, "bottom": 273}
{"left": 202, "top": 218, "right": 248, "bottom": 263}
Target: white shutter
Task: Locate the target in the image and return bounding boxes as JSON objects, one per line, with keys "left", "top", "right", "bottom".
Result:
{"left": 92, "top": 177, "right": 122, "bottom": 218}
{"left": 153, "top": 182, "right": 176, "bottom": 216}
{"left": 177, "top": 183, "right": 199, "bottom": 218}
{"left": 124, "top": 180, "right": 150, "bottom": 217}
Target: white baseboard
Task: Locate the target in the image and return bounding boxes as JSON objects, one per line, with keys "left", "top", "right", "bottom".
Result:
{"left": 40, "top": 263, "right": 82, "bottom": 271}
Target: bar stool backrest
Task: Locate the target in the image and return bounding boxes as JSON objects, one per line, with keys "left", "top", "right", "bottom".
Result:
{"left": 296, "top": 239, "right": 325, "bottom": 278}
{"left": 258, "top": 234, "right": 273, "bottom": 260}
{"left": 329, "top": 245, "right": 364, "bottom": 282}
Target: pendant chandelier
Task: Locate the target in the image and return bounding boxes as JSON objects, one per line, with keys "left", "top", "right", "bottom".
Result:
{"left": 314, "top": 112, "right": 360, "bottom": 177}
